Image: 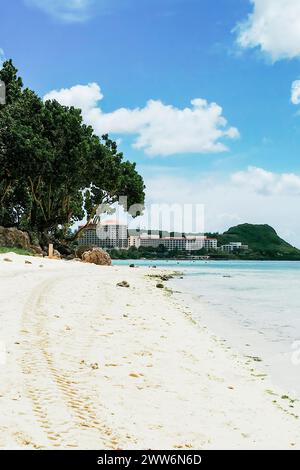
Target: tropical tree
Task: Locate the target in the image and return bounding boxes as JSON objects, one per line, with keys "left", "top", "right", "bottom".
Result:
{"left": 0, "top": 60, "right": 145, "bottom": 246}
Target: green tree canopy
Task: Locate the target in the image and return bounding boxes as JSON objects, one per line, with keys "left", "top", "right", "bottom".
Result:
{"left": 0, "top": 60, "right": 145, "bottom": 245}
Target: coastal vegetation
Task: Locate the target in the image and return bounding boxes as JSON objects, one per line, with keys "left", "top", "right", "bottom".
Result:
{"left": 0, "top": 246, "right": 32, "bottom": 256}
{"left": 0, "top": 60, "right": 145, "bottom": 251}
{"left": 217, "top": 224, "right": 300, "bottom": 260}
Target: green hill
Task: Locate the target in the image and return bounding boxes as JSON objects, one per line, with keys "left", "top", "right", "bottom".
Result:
{"left": 217, "top": 224, "right": 300, "bottom": 259}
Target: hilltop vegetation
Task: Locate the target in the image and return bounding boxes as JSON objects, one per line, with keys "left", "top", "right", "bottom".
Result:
{"left": 216, "top": 224, "right": 300, "bottom": 260}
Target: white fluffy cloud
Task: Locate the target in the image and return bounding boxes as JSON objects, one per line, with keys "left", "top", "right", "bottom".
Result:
{"left": 44, "top": 83, "right": 239, "bottom": 156}
{"left": 236, "top": 0, "right": 300, "bottom": 61}
{"left": 231, "top": 166, "right": 300, "bottom": 195}
{"left": 44, "top": 83, "right": 103, "bottom": 111}
{"left": 142, "top": 167, "right": 300, "bottom": 246}
{"left": 25, "top": 0, "right": 95, "bottom": 22}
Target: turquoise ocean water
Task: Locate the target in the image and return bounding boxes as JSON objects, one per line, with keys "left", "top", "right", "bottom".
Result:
{"left": 114, "top": 259, "right": 300, "bottom": 396}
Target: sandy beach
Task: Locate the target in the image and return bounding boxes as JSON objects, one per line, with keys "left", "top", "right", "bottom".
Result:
{"left": 0, "top": 253, "right": 299, "bottom": 450}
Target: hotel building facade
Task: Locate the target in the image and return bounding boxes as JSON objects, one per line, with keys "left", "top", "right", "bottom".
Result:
{"left": 79, "top": 221, "right": 218, "bottom": 252}
{"left": 78, "top": 221, "right": 129, "bottom": 249}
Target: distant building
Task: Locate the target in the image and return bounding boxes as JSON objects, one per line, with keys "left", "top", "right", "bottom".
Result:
{"left": 220, "top": 242, "right": 248, "bottom": 252}
{"left": 78, "top": 220, "right": 128, "bottom": 249}
{"left": 128, "top": 235, "right": 141, "bottom": 249}
{"left": 129, "top": 235, "right": 217, "bottom": 252}
{"left": 79, "top": 224, "right": 218, "bottom": 252}
{"left": 138, "top": 236, "right": 190, "bottom": 251}
{"left": 204, "top": 238, "right": 218, "bottom": 250}
{"left": 78, "top": 223, "right": 98, "bottom": 246}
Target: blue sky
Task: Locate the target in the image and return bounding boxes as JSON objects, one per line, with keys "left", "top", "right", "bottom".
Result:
{"left": 2, "top": 0, "right": 300, "bottom": 244}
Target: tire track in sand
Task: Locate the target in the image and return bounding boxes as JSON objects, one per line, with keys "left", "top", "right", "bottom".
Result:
{"left": 20, "top": 277, "right": 120, "bottom": 449}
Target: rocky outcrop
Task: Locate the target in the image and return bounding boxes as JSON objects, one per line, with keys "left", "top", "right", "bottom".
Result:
{"left": 75, "top": 245, "right": 92, "bottom": 259}
{"left": 0, "top": 226, "right": 45, "bottom": 255}
{"left": 53, "top": 249, "right": 61, "bottom": 260}
{"left": 30, "top": 245, "right": 45, "bottom": 256}
{"left": 0, "top": 226, "right": 31, "bottom": 250}
{"left": 81, "top": 248, "right": 112, "bottom": 266}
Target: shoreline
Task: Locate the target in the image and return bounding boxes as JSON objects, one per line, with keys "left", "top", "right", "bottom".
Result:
{"left": 172, "top": 285, "right": 300, "bottom": 398}
{"left": 0, "top": 253, "right": 300, "bottom": 449}
{"left": 112, "top": 257, "right": 300, "bottom": 262}
{"left": 169, "top": 265, "right": 300, "bottom": 400}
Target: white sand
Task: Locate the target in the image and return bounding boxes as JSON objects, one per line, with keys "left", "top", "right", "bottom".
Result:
{"left": 0, "top": 252, "right": 299, "bottom": 450}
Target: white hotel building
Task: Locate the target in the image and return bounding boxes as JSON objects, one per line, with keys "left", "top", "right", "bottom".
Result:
{"left": 129, "top": 234, "right": 218, "bottom": 251}
{"left": 79, "top": 221, "right": 218, "bottom": 252}
{"left": 220, "top": 242, "right": 248, "bottom": 252}
{"left": 79, "top": 220, "right": 129, "bottom": 249}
